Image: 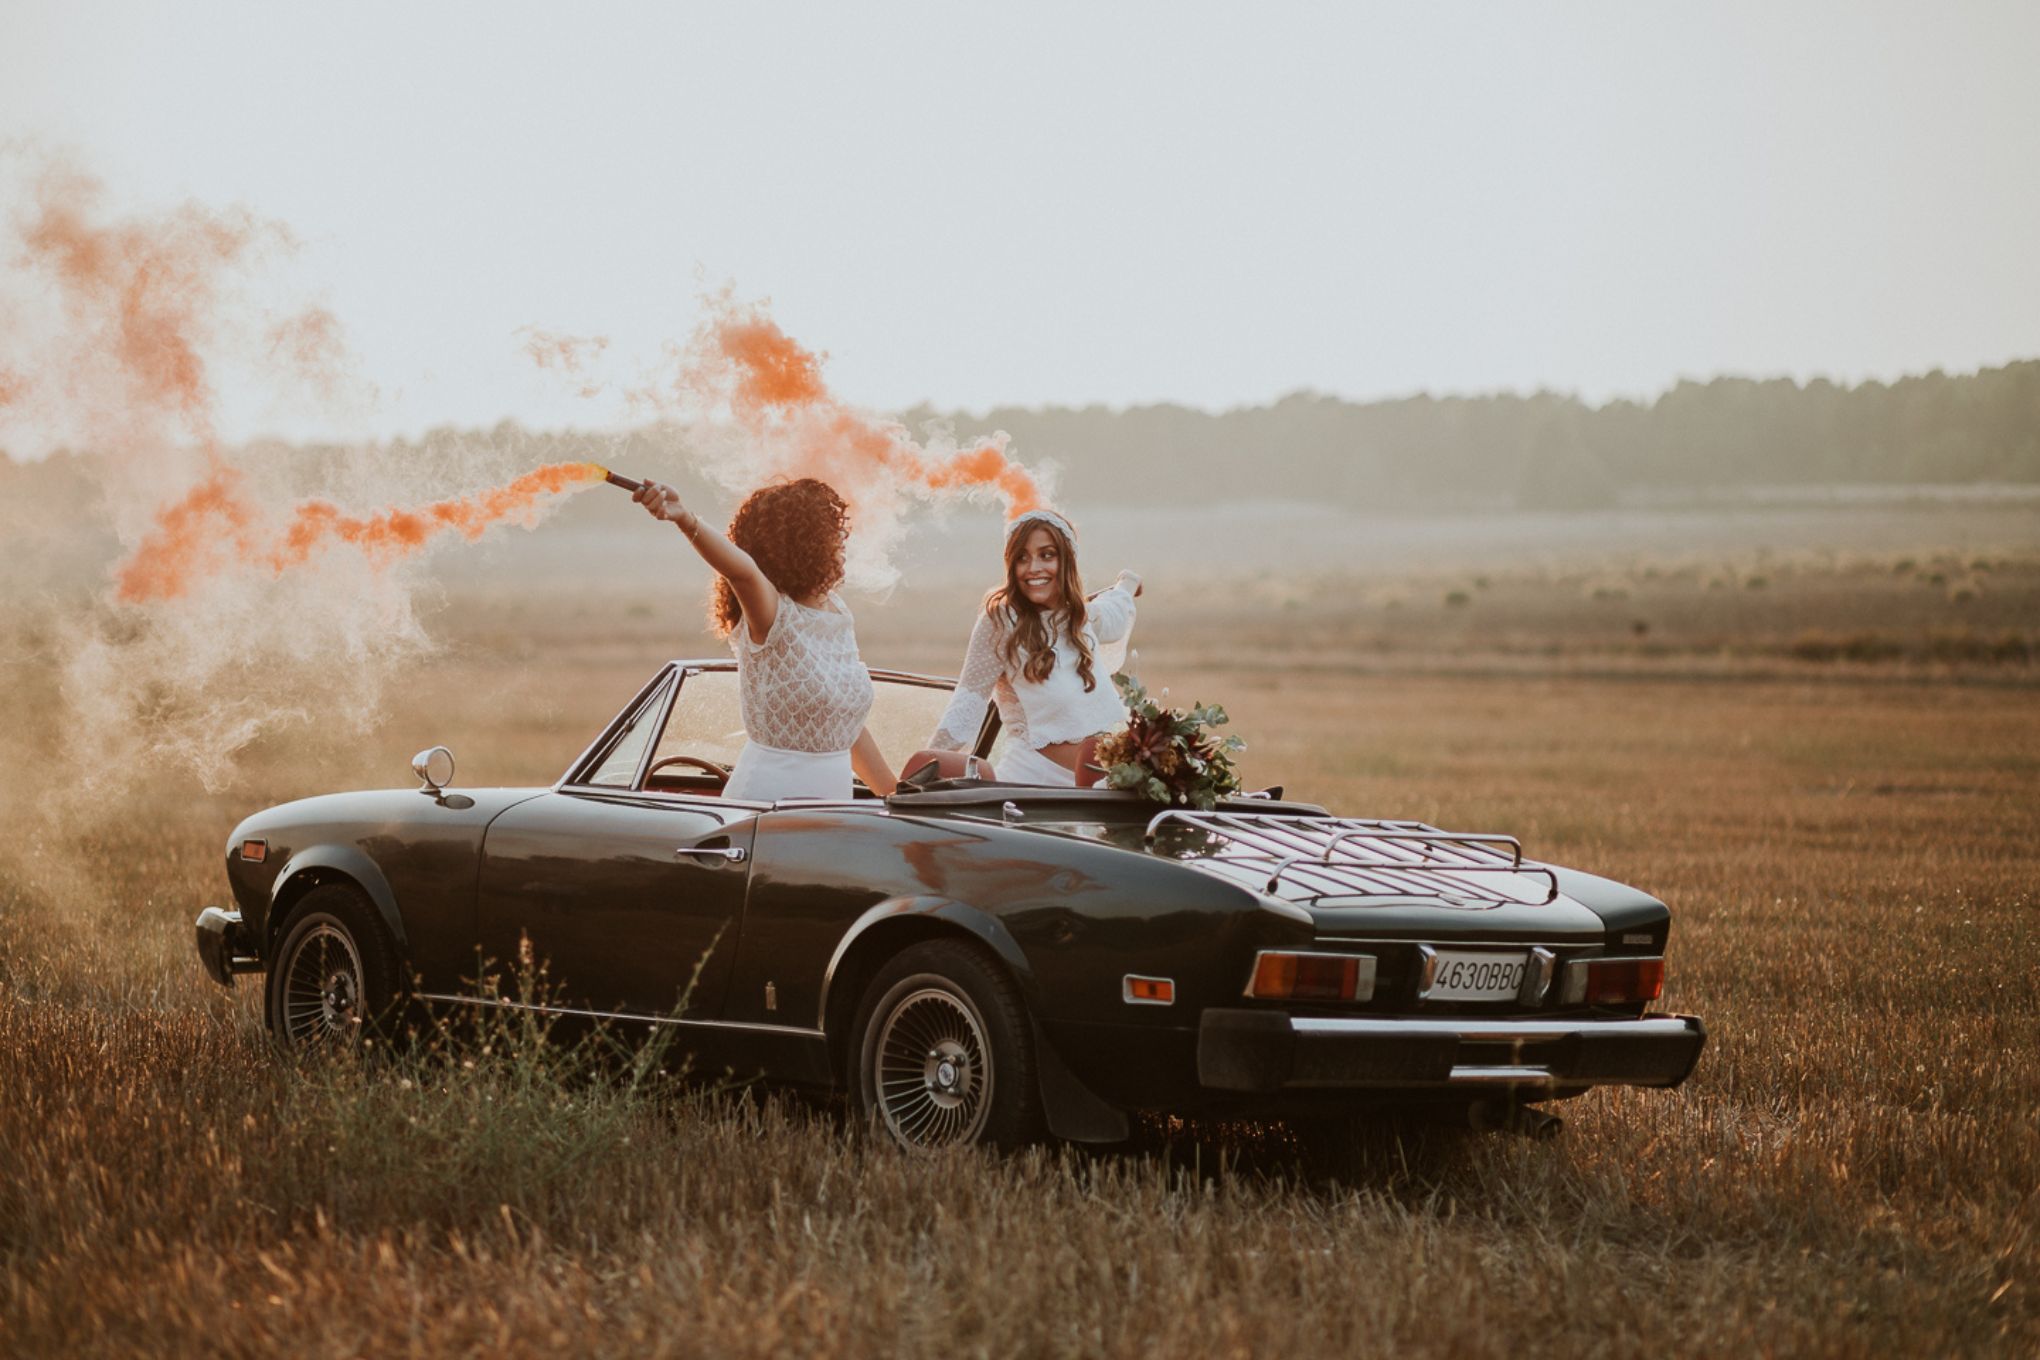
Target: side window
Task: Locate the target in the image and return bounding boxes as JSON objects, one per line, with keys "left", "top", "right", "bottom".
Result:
{"left": 585, "top": 678, "right": 673, "bottom": 787}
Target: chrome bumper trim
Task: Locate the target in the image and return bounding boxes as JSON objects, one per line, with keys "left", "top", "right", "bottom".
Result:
{"left": 194, "top": 907, "right": 262, "bottom": 987}
{"left": 1286, "top": 1015, "right": 1699, "bottom": 1042}
{"left": 1197, "top": 1009, "right": 1707, "bottom": 1094}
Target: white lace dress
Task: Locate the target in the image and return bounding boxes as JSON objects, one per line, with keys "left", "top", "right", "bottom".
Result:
{"left": 724, "top": 593, "right": 875, "bottom": 803}
{"left": 929, "top": 585, "right": 1136, "bottom": 785}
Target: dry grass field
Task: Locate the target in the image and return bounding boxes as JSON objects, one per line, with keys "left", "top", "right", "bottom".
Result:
{"left": 2, "top": 546, "right": 2036, "bottom": 1357}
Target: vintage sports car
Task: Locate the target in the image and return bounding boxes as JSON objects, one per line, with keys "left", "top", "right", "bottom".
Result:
{"left": 196, "top": 660, "right": 1706, "bottom": 1149}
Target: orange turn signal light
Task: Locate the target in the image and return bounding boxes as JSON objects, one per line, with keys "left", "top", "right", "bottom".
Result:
{"left": 1245, "top": 951, "right": 1375, "bottom": 1002}
{"left": 239, "top": 839, "right": 267, "bottom": 863}
{"left": 1122, "top": 975, "right": 1175, "bottom": 1005}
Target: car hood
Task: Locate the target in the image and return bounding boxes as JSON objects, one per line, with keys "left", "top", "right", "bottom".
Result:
{"left": 237, "top": 786, "right": 550, "bottom": 837}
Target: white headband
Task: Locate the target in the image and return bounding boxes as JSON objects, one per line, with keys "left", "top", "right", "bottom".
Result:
{"left": 1006, "top": 507, "right": 1076, "bottom": 543}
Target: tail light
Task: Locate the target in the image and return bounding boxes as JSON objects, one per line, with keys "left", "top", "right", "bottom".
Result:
{"left": 1245, "top": 951, "right": 1377, "bottom": 1002}
{"left": 1560, "top": 956, "right": 1664, "bottom": 1006}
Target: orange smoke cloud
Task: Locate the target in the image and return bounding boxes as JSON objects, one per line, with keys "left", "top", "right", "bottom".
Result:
{"left": 112, "top": 457, "right": 258, "bottom": 602}
{"left": 674, "top": 297, "right": 1044, "bottom": 518}
{"left": 520, "top": 327, "right": 611, "bottom": 399}
{"left": 115, "top": 461, "right": 607, "bottom": 603}
{"left": 17, "top": 166, "right": 277, "bottom": 439}
{"left": 713, "top": 313, "right": 829, "bottom": 410}
{"left": 266, "top": 306, "right": 352, "bottom": 399}
{"left": 1, "top": 166, "right": 604, "bottom": 604}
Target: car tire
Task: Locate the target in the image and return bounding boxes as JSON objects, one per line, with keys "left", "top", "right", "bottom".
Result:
{"left": 851, "top": 937, "right": 1042, "bottom": 1151}
{"left": 264, "top": 884, "right": 405, "bottom": 1053}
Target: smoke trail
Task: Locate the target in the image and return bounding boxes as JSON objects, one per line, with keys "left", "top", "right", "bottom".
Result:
{"left": 113, "top": 458, "right": 605, "bottom": 602}
{"left": 629, "top": 293, "right": 1049, "bottom": 589}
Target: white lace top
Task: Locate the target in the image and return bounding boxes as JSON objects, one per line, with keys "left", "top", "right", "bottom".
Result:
{"left": 930, "top": 585, "right": 1137, "bottom": 751}
{"left": 733, "top": 594, "right": 875, "bottom": 754}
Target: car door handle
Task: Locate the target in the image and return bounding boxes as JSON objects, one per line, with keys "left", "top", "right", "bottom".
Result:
{"left": 674, "top": 845, "right": 748, "bottom": 864}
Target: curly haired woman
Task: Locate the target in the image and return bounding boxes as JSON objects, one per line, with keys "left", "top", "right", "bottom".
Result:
{"left": 633, "top": 477, "right": 895, "bottom": 802}
{"left": 927, "top": 509, "right": 1141, "bottom": 786}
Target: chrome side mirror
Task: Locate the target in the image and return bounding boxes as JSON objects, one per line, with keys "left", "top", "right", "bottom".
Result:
{"left": 412, "top": 745, "right": 455, "bottom": 791}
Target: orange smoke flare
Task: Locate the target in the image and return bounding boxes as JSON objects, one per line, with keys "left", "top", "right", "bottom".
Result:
{"left": 688, "top": 299, "right": 1045, "bottom": 518}
{"left": 114, "top": 461, "right": 607, "bottom": 603}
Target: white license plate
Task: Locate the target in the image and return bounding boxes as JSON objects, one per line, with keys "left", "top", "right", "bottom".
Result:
{"left": 1422, "top": 949, "right": 1528, "bottom": 1002}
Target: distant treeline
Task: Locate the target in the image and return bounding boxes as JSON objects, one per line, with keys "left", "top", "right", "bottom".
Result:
{"left": 911, "top": 359, "right": 2040, "bottom": 510}
{"left": 8, "top": 360, "right": 2037, "bottom": 514}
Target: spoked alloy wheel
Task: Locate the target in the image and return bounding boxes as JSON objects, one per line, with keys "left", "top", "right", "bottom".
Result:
{"left": 874, "top": 984, "right": 994, "bottom": 1147}
{"left": 264, "top": 885, "right": 403, "bottom": 1053}
{"left": 281, "top": 920, "right": 367, "bottom": 1048}
{"left": 851, "top": 938, "right": 1042, "bottom": 1151}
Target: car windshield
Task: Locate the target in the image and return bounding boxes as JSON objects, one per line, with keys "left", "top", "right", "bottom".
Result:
{"left": 583, "top": 675, "right": 676, "bottom": 788}
{"left": 642, "top": 667, "right": 960, "bottom": 792}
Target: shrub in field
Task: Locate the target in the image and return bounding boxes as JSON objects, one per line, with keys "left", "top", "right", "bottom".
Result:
{"left": 1789, "top": 631, "right": 1906, "bottom": 664}
{"left": 1921, "top": 628, "right": 2033, "bottom": 664}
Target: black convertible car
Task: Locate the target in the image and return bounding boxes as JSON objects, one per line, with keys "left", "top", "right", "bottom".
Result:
{"left": 197, "top": 660, "right": 1705, "bottom": 1148}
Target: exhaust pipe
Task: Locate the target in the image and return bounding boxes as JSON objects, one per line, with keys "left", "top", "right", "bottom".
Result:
{"left": 1469, "top": 1098, "right": 1565, "bottom": 1140}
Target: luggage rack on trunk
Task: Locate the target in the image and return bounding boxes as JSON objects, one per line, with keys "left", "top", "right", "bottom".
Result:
{"left": 1144, "top": 810, "right": 1560, "bottom": 906}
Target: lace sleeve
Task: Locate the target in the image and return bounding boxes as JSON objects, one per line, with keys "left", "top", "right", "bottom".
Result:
{"left": 930, "top": 612, "right": 1004, "bottom": 751}
{"left": 1089, "top": 585, "right": 1136, "bottom": 645}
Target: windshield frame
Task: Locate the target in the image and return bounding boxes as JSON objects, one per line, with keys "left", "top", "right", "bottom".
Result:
{"left": 555, "top": 660, "right": 996, "bottom": 800}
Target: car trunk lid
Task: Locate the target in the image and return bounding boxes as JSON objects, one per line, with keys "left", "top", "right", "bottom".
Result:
{"left": 968, "top": 799, "right": 1609, "bottom": 940}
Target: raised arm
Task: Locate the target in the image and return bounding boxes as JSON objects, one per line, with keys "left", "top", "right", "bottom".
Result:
{"left": 634, "top": 480, "right": 778, "bottom": 642}
{"left": 928, "top": 611, "right": 1005, "bottom": 752}
{"left": 1089, "top": 570, "right": 1141, "bottom": 644}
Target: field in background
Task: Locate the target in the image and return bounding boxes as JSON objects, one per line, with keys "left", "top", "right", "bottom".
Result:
{"left": 2, "top": 504, "right": 2036, "bottom": 1356}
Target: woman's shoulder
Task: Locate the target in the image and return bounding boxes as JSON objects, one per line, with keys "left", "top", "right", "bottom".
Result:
{"left": 975, "top": 597, "right": 1017, "bottom": 634}
{"left": 782, "top": 592, "right": 854, "bottom": 623}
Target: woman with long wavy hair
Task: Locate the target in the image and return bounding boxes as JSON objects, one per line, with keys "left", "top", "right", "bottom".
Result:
{"left": 927, "top": 509, "right": 1141, "bottom": 786}
{"left": 633, "top": 476, "right": 894, "bottom": 802}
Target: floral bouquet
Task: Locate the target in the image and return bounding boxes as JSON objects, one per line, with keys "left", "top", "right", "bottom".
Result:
{"left": 1094, "top": 673, "right": 1246, "bottom": 810}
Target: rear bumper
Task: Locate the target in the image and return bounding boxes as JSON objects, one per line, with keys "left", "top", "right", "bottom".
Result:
{"left": 195, "top": 907, "right": 262, "bottom": 987}
{"left": 1197, "top": 1009, "right": 1706, "bottom": 1095}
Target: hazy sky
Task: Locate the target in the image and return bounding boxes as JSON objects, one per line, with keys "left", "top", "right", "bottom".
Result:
{"left": 4, "top": 1, "right": 2038, "bottom": 443}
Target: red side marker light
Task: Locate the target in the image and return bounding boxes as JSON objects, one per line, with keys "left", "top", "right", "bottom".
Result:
{"left": 239, "top": 839, "right": 267, "bottom": 863}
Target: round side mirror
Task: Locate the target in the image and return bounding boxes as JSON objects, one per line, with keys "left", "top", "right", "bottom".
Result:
{"left": 412, "top": 745, "right": 455, "bottom": 791}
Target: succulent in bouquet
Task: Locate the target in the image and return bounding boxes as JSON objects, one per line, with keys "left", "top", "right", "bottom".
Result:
{"left": 1094, "top": 673, "right": 1246, "bottom": 810}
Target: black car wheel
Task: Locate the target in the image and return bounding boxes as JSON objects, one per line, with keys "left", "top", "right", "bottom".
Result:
{"left": 852, "top": 938, "right": 1041, "bottom": 1151}
{"left": 265, "top": 885, "right": 403, "bottom": 1052}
